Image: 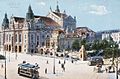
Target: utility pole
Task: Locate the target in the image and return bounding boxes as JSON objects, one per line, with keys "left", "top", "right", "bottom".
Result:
{"left": 5, "top": 51, "right": 7, "bottom": 79}
{"left": 116, "top": 50, "right": 118, "bottom": 79}
{"left": 3, "top": 29, "right": 7, "bottom": 79}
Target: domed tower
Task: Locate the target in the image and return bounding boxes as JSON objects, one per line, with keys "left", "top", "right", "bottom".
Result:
{"left": 26, "top": 5, "right": 34, "bottom": 21}
{"left": 2, "top": 13, "right": 9, "bottom": 30}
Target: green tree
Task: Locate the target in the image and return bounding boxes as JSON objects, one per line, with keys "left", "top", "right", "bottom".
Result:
{"left": 72, "top": 39, "right": 80, "bottom": 51}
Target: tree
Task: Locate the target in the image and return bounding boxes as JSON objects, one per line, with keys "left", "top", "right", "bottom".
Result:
{"left": 80, "top": 38, "right": 86, "bottom": 46}
{"left": 72, "top": 39, "right": 80, "bottom": 51}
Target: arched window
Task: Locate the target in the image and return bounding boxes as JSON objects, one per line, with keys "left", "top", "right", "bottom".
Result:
{"left": 19, "top": 34, "right": 22, "bottom": 42}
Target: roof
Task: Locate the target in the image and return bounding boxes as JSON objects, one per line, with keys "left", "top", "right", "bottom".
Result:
{"left": 53, "top": 12, "right": 67, "bottom": 18}
{"left": 53, "top": 29, "right": 65, "bottom": 34}
{"left": 34, "top": 15, "right": 60, "bottom": 27}
{"left": 18, "top": 63, "right": 40, "bottom": 69}
{"left": 76, "top": 27, "right": 95, "bottom": 33}
{"left": 13, "top": 17, "right": 25, "bottom": 23}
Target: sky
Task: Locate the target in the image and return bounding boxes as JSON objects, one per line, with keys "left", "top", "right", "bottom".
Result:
{"left": 0, "top": 0, "right": 120, "bottom": 32}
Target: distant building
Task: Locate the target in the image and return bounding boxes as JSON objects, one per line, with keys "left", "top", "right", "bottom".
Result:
{"left": 75, "top": 27, "right": 95, "bottom": 43}
{"left": 101, "top": 29, "right": 120, "bottom": 40}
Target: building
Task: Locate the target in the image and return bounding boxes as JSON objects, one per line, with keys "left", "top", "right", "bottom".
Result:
{"left": 75, "top": 27, "right": 95, "bottom": 43}
{"left": 0, "top": 5, "right": 76, "bottom": 54}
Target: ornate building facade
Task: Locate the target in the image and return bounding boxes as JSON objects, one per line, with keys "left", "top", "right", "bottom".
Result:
{"left": 0, "top": 5, "right": 76, "bottom": 53}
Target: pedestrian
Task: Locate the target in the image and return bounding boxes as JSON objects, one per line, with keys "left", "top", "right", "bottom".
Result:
{"left": 105, "top": 67, "right": 108, "bottom": 73}
{"left": 1, "top": 64, "right": 3, "bottom": 68}
{"left": 64, "top": 60, "right": 66, "bottom": 64}
{"left": 46, "top": 60, "right": 48, "bottom": 64}
{"left": 63, "top": 67, "right": 65, "bottom": 72}
{"left": 59, "top": 60, "right": 61, "bottom": 64}
{"left": 61, "top": 64, "right": 64, "bottom": 69}
{"left": 45, "top": 68, "right": 47, "bottom": 74}
{"left": 71, "top": 60, "right": 74, "bottom": 63}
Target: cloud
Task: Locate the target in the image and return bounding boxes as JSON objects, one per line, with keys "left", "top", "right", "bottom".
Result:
{"left": 88, "top": 5, "right": 110, "bottom": 15}
{"left": 36, "top": 1, "right": 46, "bottom": 6}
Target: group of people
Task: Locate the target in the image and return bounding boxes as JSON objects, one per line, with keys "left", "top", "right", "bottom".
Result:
{"left": 44, "top": 60, "right": 66, "bottom": 74}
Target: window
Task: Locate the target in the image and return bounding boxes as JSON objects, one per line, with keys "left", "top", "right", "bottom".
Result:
{"left": 37, "top": 36, "right": 39, "bottom": 40}
{"left": 24, "top": 34, "right": 26, "bottom": 39}
{"left": 42, "top": 35, "right": 44, "bottom": 38}
{"left": 9, "top": 34, "right": 11, "bottom": 42}
{"left": 15, "top": 34, "right": 17, "bottom": 42}
{"left": 31, "top": 34, "right": 33, "bottom": 42}
{"left": 19, "top": 34, "right": 22, "bottom": 42}
{"left": 6, "top": 34, "right": 8, "bottom": 42}
{"left": 42, "top": 42, "right": 44, "bottom": 46}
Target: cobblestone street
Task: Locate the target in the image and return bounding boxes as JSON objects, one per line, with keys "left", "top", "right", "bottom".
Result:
{"left": 0, "top": 52, "right": 116, "bottom": 79}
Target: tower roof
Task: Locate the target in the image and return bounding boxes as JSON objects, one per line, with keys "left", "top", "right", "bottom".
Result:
{"left": 2, "top": 13, "right": 9, "bottom": 29}
{"left": 26, "top": 5, "right": 34, "bottom": 20}
{"left": 28, "top": 5, "right": 33, "bottom": 13}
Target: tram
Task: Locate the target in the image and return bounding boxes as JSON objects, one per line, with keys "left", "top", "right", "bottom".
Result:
{"left": 18, "top": 62, "right": 40, "bottom": 78}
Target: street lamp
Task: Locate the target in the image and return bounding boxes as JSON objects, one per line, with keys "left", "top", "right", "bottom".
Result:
{"left": 5, "top": 51, "right": 7, "bottom": 79}
{"left": 116, "top": 59, "right": 118, "bottom": 79}
{"left": 52, "top": 41, "right": 56, "bottom": 74}
{"left": 3, "top": 30, "right": 7, "bottom": 79}
{"left": 15, "top": 50, "right": 17, "bottom": 60}
{"left": 9, "top": 51, "right": 10, "bottom": 62}
{"left": 111, "top": 45, "right": 115, "bottom": 67}
{"left": 111, "top": 44, "right": 119, "bottom": 79}
{"left": 53, "top": 49, "right": 55, "bottom": 74}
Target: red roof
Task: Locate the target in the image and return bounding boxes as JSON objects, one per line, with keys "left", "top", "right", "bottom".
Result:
{"left": 34, "top": 15, "right": 60, "bottom": 27}
{"left": 53, "top": 12, "right": 67, "bottom": 18}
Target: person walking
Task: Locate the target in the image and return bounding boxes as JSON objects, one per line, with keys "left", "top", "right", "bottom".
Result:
{"left": 59, "top": 60, "right": 61, "bottom": 64}
{"left": 63, "top": 67, "right": 65, "bottom": 72}
{"left": 45, "top": 68, "right": 47, "bottom": 74}
{"left": 64, "top": 60, "right": 66, "bottom": 64}
{"left": 1, "top": 64, "right": 3, "bottom": 68}
{"left": 46, "top": 60, "right": 49, "bottom": 64}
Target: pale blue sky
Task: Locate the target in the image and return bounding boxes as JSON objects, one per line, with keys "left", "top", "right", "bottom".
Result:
{"left": 0, "top": 0, "right": 120, "bottom": 32}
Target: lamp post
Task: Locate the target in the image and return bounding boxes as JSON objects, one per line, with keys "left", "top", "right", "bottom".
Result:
{"left": 116, "top": 59, "right": 118, "bottom": 79}
{"left": 5, "top": 51, "right": 7, "bottom": 79}
{"left": 111, "top": 44, "right": 119, "bottom": 79}
{"left": 15, "top": 51, "right": 17, "bottom": 60}
{"left": 9, "top": 51, "right": 10, "bottom": 62}
{"left": 3, "top": 30, "right": 7, "bottom": 79}
{"left": 52, "top": 41, "right": 56, "bottom": 74}
{"left": 115, "top": 47, "right": 119, "bottom": 79}
{"left": 53, "top": 49, "right": 55, "bottom": 74}
{"left": 111, "top": 44, "right": 115, "bottom": 72}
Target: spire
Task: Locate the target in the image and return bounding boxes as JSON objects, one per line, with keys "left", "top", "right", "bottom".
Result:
{"left": 50, "top": 6, "right": 52, "bottom": 11}
{"left": 63, "top": 10, "right": 66, "bottom": 14}
{"left": 26, "top": 5, "right": 34, "bottom": 21}
{"left": 55, "top": 1, "right": 60, "bottom": 13}
{"left": 2, "top": 13, "right": 9, "bottom": 29}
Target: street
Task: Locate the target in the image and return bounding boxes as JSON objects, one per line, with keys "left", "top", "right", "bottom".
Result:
{"left": 0, "top": 52, "right": 116, "bottom": 79}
